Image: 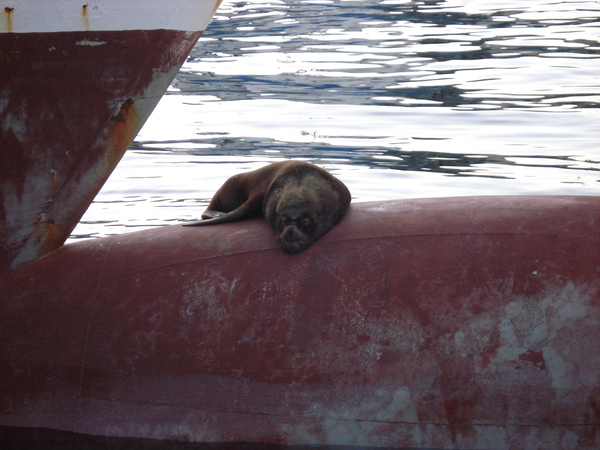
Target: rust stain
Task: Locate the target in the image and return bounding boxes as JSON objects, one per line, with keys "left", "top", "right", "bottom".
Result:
{"left": 81, "top": 4, "right": 90, "bottom": 31}
{"left": 110, "top": 98, "right": 135, "bottom": 123}
{"left": 32, "top": 219, "right": 64, "bottom": 258}
{"left": 3, "top": 7, "right": 14, "bottom": 33}
{"left": 1, "top": 48, "right": 19, "bottom": 69}
{"left": 50, "top": 169, "right": 58, "bottom": 194}
{"left": 108, "top": 98, "right": 140, "bottom": 165}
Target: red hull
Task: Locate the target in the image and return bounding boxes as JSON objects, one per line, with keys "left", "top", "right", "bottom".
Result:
{"left": 1, "top": 196, "right": 599, "bottom": 448}
{"left": 0, "top": 29, "right": 201, "bottom": 271}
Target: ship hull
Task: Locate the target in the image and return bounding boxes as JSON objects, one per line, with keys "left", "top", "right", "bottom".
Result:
{"left": 1, "top": 196, "right": 599, "bottom": 448}
{"left": 0, "top": 0, "right": 222, "bottom": 271}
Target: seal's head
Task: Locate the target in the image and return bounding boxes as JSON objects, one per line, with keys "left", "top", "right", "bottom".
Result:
{"left": 261, "top": 163, "right": 350, "bottom": 254}
{"left": 275, "top": 205, "right": 319, "bottom": 254}
{"left": 266, "top": 180, "right": 348, "bottom": 254}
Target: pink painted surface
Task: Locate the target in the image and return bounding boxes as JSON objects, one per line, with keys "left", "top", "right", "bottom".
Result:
{"left": 1, "top": 196, "right": 598, "bottom": 448}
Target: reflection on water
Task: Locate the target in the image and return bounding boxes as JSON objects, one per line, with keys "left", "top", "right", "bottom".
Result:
{"left": 180, "top": 0, "right": 599, "bottom": 109}
{"left": 71, "top": 0, "right": 599, "bottom": 239}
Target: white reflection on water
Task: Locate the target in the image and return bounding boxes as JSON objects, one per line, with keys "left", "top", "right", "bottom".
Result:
{"left": 71, "top": 0, "right": 599, "bottom": 240}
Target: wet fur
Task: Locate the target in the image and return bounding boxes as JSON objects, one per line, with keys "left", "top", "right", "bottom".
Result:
{"left": 183, "top": 161, "right": 351, "bottom": 253}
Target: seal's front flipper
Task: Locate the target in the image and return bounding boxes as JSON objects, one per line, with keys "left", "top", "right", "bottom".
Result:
{"left": 182, "top": 201, "right": 256, "bottom": 227}
{"left": 201, "top": 210, "right": 226, "bottom": 220}
{"left": 183, "top": 218, "right": 222, "bottom": 226}
{"left": 182, "top": 209, "right": 226, "bottom": 226}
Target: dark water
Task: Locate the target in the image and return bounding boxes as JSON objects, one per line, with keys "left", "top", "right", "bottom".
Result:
{"left": 72, "top": 0, "right": 599, "bottom": 239}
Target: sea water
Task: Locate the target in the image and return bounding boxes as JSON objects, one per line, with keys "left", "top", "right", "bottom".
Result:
{"left": 70, "top": 0, "right": 600, "bottom": 239}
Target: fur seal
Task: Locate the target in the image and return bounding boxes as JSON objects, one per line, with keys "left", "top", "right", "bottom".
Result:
{"left": 183, "top": 161, "right": 351, "bottom": 254}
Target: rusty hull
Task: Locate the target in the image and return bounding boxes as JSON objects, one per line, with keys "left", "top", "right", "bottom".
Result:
{"left": 1, "top": 196, "right": 599, "bottom": 448}
{"left": 0, "top": 29, "right": 203, "bottom": 272}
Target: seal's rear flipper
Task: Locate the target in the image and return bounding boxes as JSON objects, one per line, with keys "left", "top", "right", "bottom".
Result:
{"left": 182, "top": 202, "right": 256, "bottom": 227}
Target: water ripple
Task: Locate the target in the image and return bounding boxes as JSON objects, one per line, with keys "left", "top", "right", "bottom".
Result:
{"left": 71, "top": 0, "right": 599, "bottom": 239}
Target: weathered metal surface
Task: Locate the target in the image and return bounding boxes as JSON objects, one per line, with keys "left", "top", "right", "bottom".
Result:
{"left": 0, "top": 0, "right": 222, "bottom": 272}
{"left": 1, "top": 196, "right": 598, "bottom": 448}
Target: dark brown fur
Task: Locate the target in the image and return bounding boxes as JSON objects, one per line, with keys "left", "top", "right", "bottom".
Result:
{"left": 183, "top": 161, "right": 351, "bottom": 254}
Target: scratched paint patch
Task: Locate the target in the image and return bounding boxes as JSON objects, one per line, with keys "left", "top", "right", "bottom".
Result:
{"left": 430, "top": 281, "right": 598, "bottom": 377}
{"left": 181, "top": 269, "right": 239, "bottom": 333}
{"left": 436, "top": 281, "right": 600, "bottom": 423}
{"left": 280, "top": 281, "right": 599, "bottom": 448}
{"left": 280, "top": 388, "right": 510, "bottom": 448}
{"left": 492, "top": 282, "right": 596, "bottom": 385}
{"left": 75, "top": 39, "right": 107, "bottom": 46}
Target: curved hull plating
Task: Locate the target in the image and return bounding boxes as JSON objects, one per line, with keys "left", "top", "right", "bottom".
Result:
{"left": 1, "top": 196, "right": 599, "bottom": 448}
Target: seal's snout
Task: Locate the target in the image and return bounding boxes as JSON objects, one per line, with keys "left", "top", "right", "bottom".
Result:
{"left": 284, "top": 226, "right": 304, "bottom": 241}
{"left": 279, "top": 226, "right": 311, "bottom": 254}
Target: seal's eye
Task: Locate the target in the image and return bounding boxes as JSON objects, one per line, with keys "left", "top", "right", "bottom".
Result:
{"left": 299, "top": 217, "right": 311, "bottom": 228}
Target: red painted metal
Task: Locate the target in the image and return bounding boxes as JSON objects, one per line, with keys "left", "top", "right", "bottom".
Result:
{"left": 0, "top": 29, "right": 203, "bottom": 272}
{"left": 1, "top": 196, "right": 598, "bottom": 448}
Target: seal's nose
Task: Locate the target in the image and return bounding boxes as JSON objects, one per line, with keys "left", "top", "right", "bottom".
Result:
{"left": 284, "top": 226, "right": 303, "bottom": 241}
